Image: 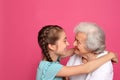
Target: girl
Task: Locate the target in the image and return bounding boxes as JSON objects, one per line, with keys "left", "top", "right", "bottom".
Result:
{"left": 36, "top": 25, "right": 117, "bottom": 80}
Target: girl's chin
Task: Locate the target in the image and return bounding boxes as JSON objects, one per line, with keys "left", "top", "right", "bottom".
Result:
{"left": 63, "top": 51, "right": 66, "bottom": 55}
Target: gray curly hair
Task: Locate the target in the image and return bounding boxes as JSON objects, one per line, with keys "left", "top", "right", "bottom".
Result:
{"left": 74, "top": 22, "right": 106, "bottom": 54}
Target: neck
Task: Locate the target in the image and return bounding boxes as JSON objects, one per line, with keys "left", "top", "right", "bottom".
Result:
{"left": 81, "top": 52, "right": 98, "bottom": 63}
{"left": 50, "top": 51, "right": 59, "bottom": 62}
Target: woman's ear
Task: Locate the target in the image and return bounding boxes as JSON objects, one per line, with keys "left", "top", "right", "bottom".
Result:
{"left": 48, "top": 44, "right": 56, "bottom": 51}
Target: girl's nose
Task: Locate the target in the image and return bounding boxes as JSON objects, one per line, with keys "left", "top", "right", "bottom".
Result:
{"left": 66, "top": 41, "right": 69, "bottom": 46}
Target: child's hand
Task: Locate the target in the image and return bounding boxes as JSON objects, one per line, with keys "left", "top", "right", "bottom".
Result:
{"left": 109, "top": 52, "right": 118, "bottom": 63}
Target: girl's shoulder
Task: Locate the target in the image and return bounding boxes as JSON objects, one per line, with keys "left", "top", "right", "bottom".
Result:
{"left": 37, "top": 61, "right": 63, "bottom": 80}
{"left": 38, "top": 61, "right": 63, "bottom": 69}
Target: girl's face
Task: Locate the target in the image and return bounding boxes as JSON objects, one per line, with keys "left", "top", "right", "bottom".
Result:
{"left": 55, "top": 31, "right": 69, "bottom": 56}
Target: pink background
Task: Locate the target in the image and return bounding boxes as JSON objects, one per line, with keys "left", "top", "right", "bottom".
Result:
{"left": 1, "top": 0, "right": 120, "bottom": 80}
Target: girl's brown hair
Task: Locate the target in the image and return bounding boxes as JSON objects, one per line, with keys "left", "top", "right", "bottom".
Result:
{"left": 38, "top": 25, "right": 63, "bottom": 62}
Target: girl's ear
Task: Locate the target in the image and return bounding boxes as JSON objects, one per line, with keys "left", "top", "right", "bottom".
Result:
{"left": 48, "top": 44, "right": 57, "bottom": 51}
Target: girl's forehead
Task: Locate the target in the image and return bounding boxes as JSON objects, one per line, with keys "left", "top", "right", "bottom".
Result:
{"left": 55, "top": 31, "right": 66, "bottom": 44}
{"left": 58, "top": 31, "right": 66, "bottom": 39}
{"left": 60, "top": 31, "right": 66, "bottom": 36}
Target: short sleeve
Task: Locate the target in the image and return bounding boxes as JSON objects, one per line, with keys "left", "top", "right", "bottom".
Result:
{"left": 44, "top": 62, "right": 63, "bottom": 80}
{"left": 36, "top": 61, "right": 63, "bottom": 80}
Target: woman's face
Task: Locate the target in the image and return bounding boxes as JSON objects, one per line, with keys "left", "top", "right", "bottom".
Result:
{"left": 55, "top": 31, "right": 69, "bottom": 56}
{"left": 73, "top": 32, "right": 89, "bottom": 56}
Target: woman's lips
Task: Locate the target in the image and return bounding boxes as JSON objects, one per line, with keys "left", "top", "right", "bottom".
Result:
{"left": 74, "top": 47, "right": 80, "bottom": 54}
{"left": 74, "top": 47, "right": 79, "bottom": 51}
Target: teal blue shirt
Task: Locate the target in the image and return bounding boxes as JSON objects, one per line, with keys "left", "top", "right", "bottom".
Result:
{"left": 36, "top": 61, "right": 63, "bottom": 80}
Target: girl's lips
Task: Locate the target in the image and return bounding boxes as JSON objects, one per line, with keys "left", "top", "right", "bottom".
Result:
{"left": 64, "top": 48, "right": 67, "bottom": 51}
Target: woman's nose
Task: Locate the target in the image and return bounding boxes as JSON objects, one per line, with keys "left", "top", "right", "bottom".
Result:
{"left": 73, "top": 41, "right": 76, "bottom": 46}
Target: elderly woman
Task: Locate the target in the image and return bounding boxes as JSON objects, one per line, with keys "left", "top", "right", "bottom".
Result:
{"left": 67, "top": 22, "right": 113, "bottom": 80}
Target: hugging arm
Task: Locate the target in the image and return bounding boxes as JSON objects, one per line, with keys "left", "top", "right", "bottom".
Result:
{"left": 56, "top": 52, "right": 117, "bottom": 77}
